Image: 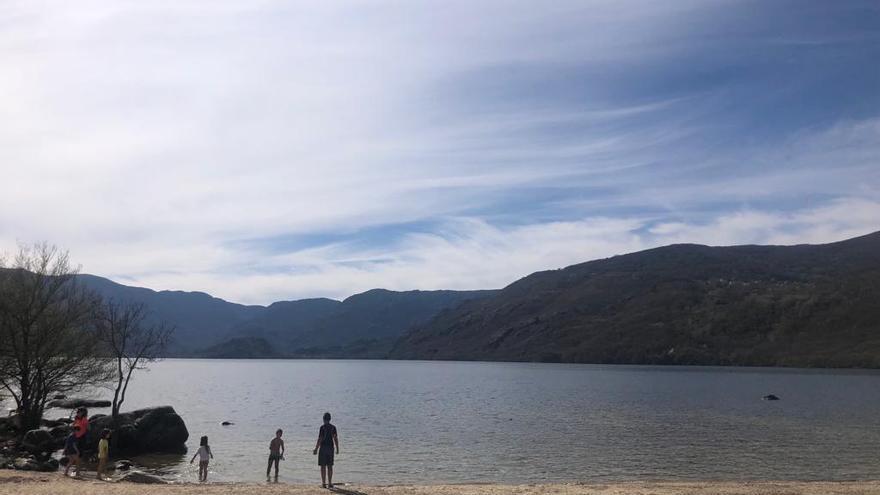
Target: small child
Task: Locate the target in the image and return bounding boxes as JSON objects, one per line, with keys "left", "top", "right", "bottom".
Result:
{"left": 267, "top": 428, "right": 285, "bottom": 480}
{"left": 189, "top": 435, "right": 213, "bottom": 482}
{"left": 63, "top": 432, "right": 79, "bottom": 477}
{"left": 313, "top": 412, "right": 339, "bottom": 488}
{"left": 97, "top": 429, "right": 111, "bottom": 480}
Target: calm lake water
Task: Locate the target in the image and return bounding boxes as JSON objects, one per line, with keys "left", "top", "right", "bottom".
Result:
{"left": 53, "top": 359, "right": 880, "bottom": 484}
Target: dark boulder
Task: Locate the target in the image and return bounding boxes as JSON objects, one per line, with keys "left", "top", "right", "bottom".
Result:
{"left": 83, "top": 406, "right": 188, "bottom": 454}
{"left": 21, "top": 429, "right": 54, "bottom": 453}
{"left": 13, "top": 457, "right": 39, "bottom": 471}
{"left": 12, "top": 456, "right": 55, "bottom": 472}
{"left": 49, "top": 425, "right": 71, "bottom": 440}
{"left": 119, "top": 471, "right": 167, "bottom": 484}
{"left": 46, "top": 398, "right": 111, "bottom": 409}
{"left": 40, "top": 419, "right": 67, "bottom": 428}
{"left": 1, "top": 414, "right": 21, "bottom": 431}
{"left": 0, "top": 417, "right": 16, "bottom": 435}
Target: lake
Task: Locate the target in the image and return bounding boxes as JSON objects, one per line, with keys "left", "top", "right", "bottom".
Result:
{"left": 56, "top": 359, "right": 880, "bottom": 484}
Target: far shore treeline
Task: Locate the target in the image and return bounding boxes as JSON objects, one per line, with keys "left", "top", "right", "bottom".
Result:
{"left": 0, "top": 244, "right": 173, "bottom": 433}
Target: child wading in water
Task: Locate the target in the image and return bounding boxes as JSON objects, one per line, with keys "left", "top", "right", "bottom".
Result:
{"left": 267, "top": 429, "right": 285, "bottom": 480}
{"left": 97, "top": 429, "right": 111, "bottom": 480}
{"left": 313, "top": 412, "right": 339, "bottom": 488}
{"left": 190, "top": 435, "right": 214, "bottom": 482}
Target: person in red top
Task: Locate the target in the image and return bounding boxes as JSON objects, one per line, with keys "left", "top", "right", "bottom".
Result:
{"left": 72, "top": 407, "right": 88, "bottom": 450}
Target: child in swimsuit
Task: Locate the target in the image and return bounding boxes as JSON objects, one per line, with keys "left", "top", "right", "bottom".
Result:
{"left": 189, "top": 435, "right": 213, "bottom": 482}
{"left": 267, "top": 428, "right": 285, "bottom": 480}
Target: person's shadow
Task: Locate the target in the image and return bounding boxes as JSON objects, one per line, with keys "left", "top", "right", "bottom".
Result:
{"left": 329, "top": 486, "right": 369, "bottom": 495}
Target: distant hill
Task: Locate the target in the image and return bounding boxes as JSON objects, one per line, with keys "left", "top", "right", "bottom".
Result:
{"left": 199, "top": 336, "right": 281, "bottom": 359}
{"left": 299, "top": 289, "right": 499, "bottom": 348}
{"left": 226, "top": 298, "right": 342, "bottom": 346}
{"left": 75, "top": 274, "right": 263, "bottom": 354}
{"left": 75, "top": 274, "right": 497, "bottom": 357}
{"left": 222, "top": 289, "right": 498, "bottom": 357}
{"left": 390, "top": 231, "right": 880, "bottom": 368}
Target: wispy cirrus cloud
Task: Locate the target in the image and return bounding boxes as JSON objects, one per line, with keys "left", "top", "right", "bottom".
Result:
{"left": 0, "top": 1, "right": 878, "bottom": 304}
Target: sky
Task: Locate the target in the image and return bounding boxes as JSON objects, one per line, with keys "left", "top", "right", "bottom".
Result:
{"left": 1, "top": 0, "right": 879, "bottom": 305}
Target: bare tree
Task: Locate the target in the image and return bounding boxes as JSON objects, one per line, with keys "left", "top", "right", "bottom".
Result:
{"left": 94, "top": 300, "right": 174, "bottom": 419}
{"left": 0, "top": 244, "right": 113, "bottom": 432}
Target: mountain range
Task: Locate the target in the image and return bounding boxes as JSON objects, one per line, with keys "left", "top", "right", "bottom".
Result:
{"left": 75, "top": 231, "right": 880, "bottom": 367}
{"left": 77, "top": 274, "right": 495, "bottom": 357}
{"left": 391, "top": 231, "right": 880, "bottom": 367}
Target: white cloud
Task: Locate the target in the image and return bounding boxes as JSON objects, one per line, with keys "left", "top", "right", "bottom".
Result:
{"left": 0, "top": 2, "right": 878, "bottom": 304}
{"left": 60, "top": 197, "right": 877, "bottom": 305}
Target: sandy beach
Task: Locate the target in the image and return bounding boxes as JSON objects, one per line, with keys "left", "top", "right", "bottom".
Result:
{"left": 2, "top": 471, "right": 880, "bottom": 495}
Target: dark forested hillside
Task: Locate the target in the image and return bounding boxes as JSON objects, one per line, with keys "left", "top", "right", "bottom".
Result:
{"left": 226, "top": 298, "right": 343, "bottom": 349}
{"left": 199, "top": 336, "right": 281, "bottom": 359}
{"left": 74, "top": 274, "right": 496, "bottom": 357}
{"left": 390, "top": 231, "right": 880, "bottom": 367}
{"left": 223, "top": 289, "right": 498, "bottom": 357}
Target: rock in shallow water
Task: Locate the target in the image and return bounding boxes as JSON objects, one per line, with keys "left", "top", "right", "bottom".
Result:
{"left": 84, "top": 406, "right": 189, "bottom": 454}
{"left": 119, "top": 471, "right": 167, "bottom": 484}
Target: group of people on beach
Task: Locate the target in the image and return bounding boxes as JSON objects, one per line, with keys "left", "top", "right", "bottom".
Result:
{"left": 61, "top": 407, "right": 111, "bottom": 480}
{"left": 60, "top": 407, "right": 340, "bottom": 486}
{"left": 193, "top": 411, "right": 340, "bottom": 486}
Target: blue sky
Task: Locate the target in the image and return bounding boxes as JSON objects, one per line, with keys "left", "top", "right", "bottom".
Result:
{"left": 1, "top": 0, "right": 879, "bottom": 304}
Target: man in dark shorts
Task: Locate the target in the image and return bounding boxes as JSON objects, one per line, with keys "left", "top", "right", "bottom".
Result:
{"left": 312, "top": 412, "right": 339, "bottom": 488}
{"left": 267, "top": 428, "right": 285, "bottom": 480}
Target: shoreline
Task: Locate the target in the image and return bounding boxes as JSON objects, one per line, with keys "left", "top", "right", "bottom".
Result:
{"left": 159, "top": 357, "right": 880, "bottom": 371}
{"left": 3, "top": 472, "right": 880, "bottom": 495}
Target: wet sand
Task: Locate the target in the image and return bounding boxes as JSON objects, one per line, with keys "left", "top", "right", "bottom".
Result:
{"left": 2, "top": 471, "right": 880, "bottom": 495}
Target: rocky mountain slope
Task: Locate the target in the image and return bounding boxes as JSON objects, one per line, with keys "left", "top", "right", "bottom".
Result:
{"left": 390, "top": 231, "right": 880, "bottom": 367}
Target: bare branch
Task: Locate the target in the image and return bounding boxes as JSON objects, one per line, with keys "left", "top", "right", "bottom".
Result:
{"left": 94, "top": 299, "right": 174, "bottom": 419}
{"left": 0, "top": 243, "right": 112, "bottom": 432}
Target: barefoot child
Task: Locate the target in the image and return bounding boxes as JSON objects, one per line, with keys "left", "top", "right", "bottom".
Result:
{"left": 313, "top": 412, "right": 339, "bottom": 488}
{"left": 190, "top": 435, "right": 213, "bottom": 482}
{"left": 63, "top": 432, "right": 80, "bottom": 477}
{"left": 97, "top": 429, "right": 111, "bottom": 480}
{"left": 267, "top": 429, "right": 285, "bottom": 480}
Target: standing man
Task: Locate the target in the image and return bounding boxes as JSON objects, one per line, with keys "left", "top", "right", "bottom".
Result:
{"left": 313, "top": 412, "right": 339, "bottom": 488}
{"left": 267, "top": 429, "right": 285, "bottom": 480}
